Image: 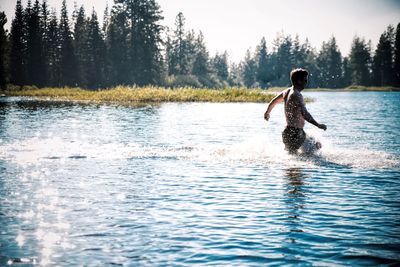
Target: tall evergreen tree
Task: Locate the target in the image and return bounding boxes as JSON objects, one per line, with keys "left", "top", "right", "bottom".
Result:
{"left": 372, "top": 25, "right": 395, "bottom": 86}
{"left": 299, "top": 38, "right": 318, "bottom": 87}
{"left": 228, "top": 62, "right": 242, "bottom": 87}
{"left": 71, "top": 1, "right": 79, "bottom": 26}
{"left": 291, "top": 35, "right": 304, "bottom": 67}
{"left": 59, "top": 0, "right": 77, "bottom": 86}
{"left": 241, "top": 49, "right": 257, "bottom": 87}
{"left": 272, "top": 34, "right": 293, "bottom": 86}
{"left": 165, "top": 31, "right": 174, "bottom": 76}
{"left": 0, "top": 12, "right": 7, "bottom": 89}
{"left": 168, "top": 12, "right": 191, "bottom": 75}
{"left": 191, "top": 31, "right": 209, "bottom": 78}
{"left": 40, "top": 0, "right": 50, "bottom": 86}
{"left": 102, "top": 2, "right": 110, "bottom": 36}
{"left": 341, "top": 57, "right": 352, "bottom": 87}
{"left": 212, "top": 51, "right": 229, "bottom": 81}
{"left": 349, "top": 36, "right": 371, "bottom": 85}
{"left": 185, "top": 29, "right": 197, "bottom": 71}
{"left": 86, "top": 9, "right": 106, "bottom": 88}
{"left": 394, "top": 23, "right": 400, "bottom": 87}
{"left": 101, "top": 3, "right": 111, "bottom": 86}
{"left": 256, "top": 37, "right": 269, "bottom": 88}
{"left": 73, "top": 6, "right": 88, "bottom": 86}
{"left": 165, "top": 15, "right": 197, "bottom": 77}
{"left": 316, "top": 36, "right": 342, "bottom": 88}
{"left": 26, "top": 0, "right": 45, "bottom": 86}
{"left": 106, "top": 3, "right": 129, "bottom": 85}
{"left": 125, "top": 0, "right": 164, "bottom": 85}
{"left": 10, "top": 0, "right": 26, "bottom": 86}
{"left": 46, "top": 9, "right": 60, "bottom": 86}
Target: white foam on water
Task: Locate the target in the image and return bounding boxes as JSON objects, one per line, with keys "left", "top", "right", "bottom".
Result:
{"left": 202, "top": 133, "right": 399, "bottom": 169}
{"left": 0, "top": 134, "right": 398, "bottom": 169}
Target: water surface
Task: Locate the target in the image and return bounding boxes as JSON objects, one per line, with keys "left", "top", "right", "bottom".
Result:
{"left": 1, "top": 92, "right": 399, "bottom": 266}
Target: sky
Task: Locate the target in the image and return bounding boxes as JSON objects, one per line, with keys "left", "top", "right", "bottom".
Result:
{"left": 1, "top": 0, "right": 400, "bottom": 62}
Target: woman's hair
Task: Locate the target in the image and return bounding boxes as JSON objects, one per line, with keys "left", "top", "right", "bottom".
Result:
{"left": 290, "top": 68, "right": 309, "bottom": 85}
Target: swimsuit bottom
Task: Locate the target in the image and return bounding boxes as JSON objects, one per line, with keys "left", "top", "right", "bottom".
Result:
{"left": 282, "top": 126, "right": 306, "bottom": 152}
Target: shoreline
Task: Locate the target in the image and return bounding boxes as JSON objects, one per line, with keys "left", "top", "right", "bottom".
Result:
{"left": 1, "top": 86, "right": 277, "bottom": 104}
{"left": 1, "top": 85, "right": 398, "bottom": 105}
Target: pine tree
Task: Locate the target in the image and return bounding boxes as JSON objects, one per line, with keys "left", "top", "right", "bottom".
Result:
{"left": 273, "top": 33, "right": 293, "bottom": 86}
{"left": 168, "top": 12, "right": 191, "bottom": 75}
{"left": 101, "top": 3, "right": 111, "bottom": 86}
{"left": 165, "top": 31, "right": 174, "bottom": 76}
{"left": 86, "top": 9, "right": 106, "bottom": 88}
{"left": 106, "top": 3, "right": 129, "bottom": 86}
{"left": 256, "top": 37, "right": 269, "bottom": 88}
{"left": 10, "top": 0, "right": 26, "bottom": 86}
{"left": 242, "top": 49, "right": 256, "bottom": 87}
{"left": 291, "top": 35, "right": 305, "bottom": 67}
{"left": 125, "top": 0, "right": 164, "bottom": 85}
{"left": 102, "top": 2, "right": 110, "bottom": 36}
{"left": 59, "top": 0, "right": 77, "bottom": 86}
{"left": 142, "top": 0, "right": 164, "bottom": 85}
{"left": 46, "top": 9, "right": 60, "bottom": 86}
{"left": 192, "top": 31, "right": 209, "bottom": 78}
{"left": 349, "top": 36, "right": 371, "bottom": 85}
{"left": 0, "top": 12, "right": 7, "bottom": 89}
{"left": 228, "top": 62, "right": 242, "bottom": 87}
{"left": 316, "top": 36, "right": 342, "bottom": 88}
{"left": 212, "top": 51, "right": 229, "bottom": 81}
{"left": 299, "top": 38, "right": 318, "bottom": 87}
{"left": 73, "top": 6, "right": 88, "bottom": 86}
{"left": 394, "top": 23, "right": 400, "bottom": 87}
{"left": 26, "top": 0, "right": 45, "bottom": 86}
{"left": 41, "top": 0, "right": 50, "bottom": 86}
{"left": 166, "top": 15, "right": 198, "bottom": 77}
{"left": 341, "top": 57, "right": 352, "bottom": 87}
{"left": 185, "top": 29, "right": 197, "bottom": 72}
{"left": 71, "top": 1, "right": 79, "bottom": 26}
{"left": 372, "top": 25, "right": 395, "bottom": 86}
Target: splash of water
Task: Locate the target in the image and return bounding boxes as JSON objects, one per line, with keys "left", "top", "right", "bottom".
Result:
{"left": 0, "top": 134, "right": 398, "bottom": 169}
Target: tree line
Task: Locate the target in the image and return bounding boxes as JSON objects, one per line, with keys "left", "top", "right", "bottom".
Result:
{"left": 0, "top": 0, "right": 399, "bottom": 90}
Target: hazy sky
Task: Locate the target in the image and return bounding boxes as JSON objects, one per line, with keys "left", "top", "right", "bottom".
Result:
{"left": 1, "top": 0, "right": 399, "bottom": 62}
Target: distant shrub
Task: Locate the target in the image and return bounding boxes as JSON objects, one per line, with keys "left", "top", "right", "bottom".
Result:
{"left": 165, "top": 75, "right": 202, "bottom": 88}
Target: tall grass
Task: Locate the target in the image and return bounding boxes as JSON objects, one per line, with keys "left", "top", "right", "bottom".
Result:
{"left": 2, "top": 85, "right": 279, "bottom": 103}
{"left": 3, "top": 85, "right": 395, "bottom": 104}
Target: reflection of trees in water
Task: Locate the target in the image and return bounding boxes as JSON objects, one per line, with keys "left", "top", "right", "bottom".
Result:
{"left": 283, "top": 168, "right": 307, "bottom": 244}
{"left": 0, "top": 101, "right": 9, "bottom": 137}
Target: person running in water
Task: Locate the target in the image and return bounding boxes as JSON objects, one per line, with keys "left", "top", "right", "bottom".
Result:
{"left": 264, "top": 68, "right": 327, "bottom": 154}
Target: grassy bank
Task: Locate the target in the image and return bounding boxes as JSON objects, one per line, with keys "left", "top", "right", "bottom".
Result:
{"left": 1, "top": 86, "right": 278, "bottom": 103}
{"left": 2, "top": 85, "right": 395, "bottom": 104}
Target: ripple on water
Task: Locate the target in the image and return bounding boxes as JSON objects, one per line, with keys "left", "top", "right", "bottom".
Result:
{"left": 0, "top": 94, "right": 400, "bottom": 266}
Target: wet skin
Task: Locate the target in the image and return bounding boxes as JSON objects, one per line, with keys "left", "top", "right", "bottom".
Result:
{"left": 264, "top": 76, "right": 327, "bottom": 152}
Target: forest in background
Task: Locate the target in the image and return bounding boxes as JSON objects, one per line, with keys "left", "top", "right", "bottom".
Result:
{"left": 0, "top": 0, "right": 399, "bottom": 90}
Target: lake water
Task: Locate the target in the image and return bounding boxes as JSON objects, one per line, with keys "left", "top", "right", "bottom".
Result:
{"left": 0, "top": 92, "right": 399, "bottom": 266}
